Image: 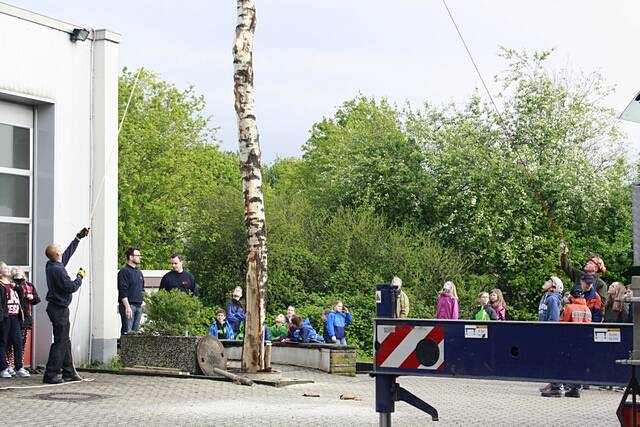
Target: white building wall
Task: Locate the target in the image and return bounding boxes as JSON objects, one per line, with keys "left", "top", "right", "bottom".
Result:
{"left": 0, "top": 3, "right": 120, "bottom": 365}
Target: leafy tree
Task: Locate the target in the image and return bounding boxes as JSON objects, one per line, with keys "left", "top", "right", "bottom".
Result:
{"left": 185, "top": 184, "right": 245, "bottom": 308}
{"left": 118, "top": 68, "right": 237, "bottom": 267}
{"left": 303, "top": 96, "right": 432, "bottom": 227}
{"left": 264, "top": 197, "right": 467, "bottom": 357}
{"left": 408, "top": 49, "right": 631, "bottom": 313}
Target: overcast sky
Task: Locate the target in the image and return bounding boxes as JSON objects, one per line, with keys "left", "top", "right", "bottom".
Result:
{"left": 7, "top": 0, "right": 640, "bottom": 162}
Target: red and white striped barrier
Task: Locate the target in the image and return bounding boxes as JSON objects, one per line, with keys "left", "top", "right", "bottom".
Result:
{"left": 375, "top": 325, "right": 445, "bottom": 371}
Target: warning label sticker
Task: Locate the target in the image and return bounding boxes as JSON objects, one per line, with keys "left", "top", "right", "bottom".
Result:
{"left": 593, "top": 328, "right": 621, "bottom": 343}
{"left": 464, "top": 325, "right": 488, "bottom": 339}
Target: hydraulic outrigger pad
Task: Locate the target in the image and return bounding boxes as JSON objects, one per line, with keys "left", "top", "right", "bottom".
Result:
{"left": 372, "top": 372, "right": 438, "bottom": 426}
{"left": 392, "top": 381, "right": 438, "bottom": 421}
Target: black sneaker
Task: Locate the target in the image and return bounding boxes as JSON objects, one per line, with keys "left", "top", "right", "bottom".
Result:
{"left": 565, "top": 388, "right": 581, "bottom": 398}
{"left": 541, "top": 388, "right": 563, "bottom": 398}
{"left": 43, "top": 376, "right": 63, "bottom": 384}
{"left": 62, "top": 375, "right": 83, "bottom": 382}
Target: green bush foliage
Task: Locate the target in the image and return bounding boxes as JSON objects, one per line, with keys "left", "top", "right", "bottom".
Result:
{"left": 143, "top": 290, "right": 214, "bottom": 336}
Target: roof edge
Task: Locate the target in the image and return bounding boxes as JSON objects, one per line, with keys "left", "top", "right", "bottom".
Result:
{"left": 0, "top": 2, "right": 121, "bottom": 43}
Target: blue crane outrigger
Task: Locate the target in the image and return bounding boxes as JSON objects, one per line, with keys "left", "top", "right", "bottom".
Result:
{"left": 372, "top": 282, "right": 638, "bottom": 425}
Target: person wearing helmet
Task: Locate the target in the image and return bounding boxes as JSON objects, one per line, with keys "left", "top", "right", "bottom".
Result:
{"left": 560, "top": 242, "right": 607, "bottom": 301}
{"left": 538, "top": 276, "right": 563, "bottom": 322}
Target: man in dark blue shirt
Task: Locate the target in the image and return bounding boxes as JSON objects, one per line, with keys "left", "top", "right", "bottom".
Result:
{"left": 43, "top": 227, "right": 89, "bottom": 384}
{"left": 158, "top": 253, "right": 198, "bottom": 297}
{"left": 117, "top": 247, "right": 145, "bottom": 335}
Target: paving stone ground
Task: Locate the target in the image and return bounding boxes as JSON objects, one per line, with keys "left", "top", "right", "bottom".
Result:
{"left": 0, "top": 365, "right": 624, "bottom": 426}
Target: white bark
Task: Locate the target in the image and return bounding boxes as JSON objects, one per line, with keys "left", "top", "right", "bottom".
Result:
{"left": 234, "top": 0, "right": 267, "bottom": 373}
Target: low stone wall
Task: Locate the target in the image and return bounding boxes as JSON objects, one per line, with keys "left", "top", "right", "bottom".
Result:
{"left": 120, "top": 335, "right": 357, "bottom": 376}
{"left": 222, "top": 341, "right": 356, "bottom": 376}
{"left": 329, "top": 346, "right": 357, "bottom": 376}
{"left": 120, "top": 335, "right": 200, "bottom": 374}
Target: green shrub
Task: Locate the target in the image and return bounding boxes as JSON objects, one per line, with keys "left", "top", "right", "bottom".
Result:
{"left": 83, "top": 353, "right": 121, "bottom": 370}
{"left": 143, "top": 290, "right": 214, "bottom": 336}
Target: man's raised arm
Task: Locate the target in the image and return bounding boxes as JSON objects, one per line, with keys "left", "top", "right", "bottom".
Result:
{"left": 62, "top": 227, "right": 90, "bottom": 266}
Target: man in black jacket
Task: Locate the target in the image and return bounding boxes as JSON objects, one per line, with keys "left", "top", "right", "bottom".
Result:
{"left": 159, "top": 253, "right": 198, "bottom": 296}
{"left": 43, "top": 227, "right": 89, "bottom": 384}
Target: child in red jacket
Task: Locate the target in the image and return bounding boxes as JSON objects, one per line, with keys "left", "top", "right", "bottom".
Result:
{"left": 542, "top": 288, "right": 592, "bottom": 398}
{"left": 561, "top": 288, "right": 591, "bottom": 398}
{"left": 562, "top": 288, "right": 593, "bottom": 323}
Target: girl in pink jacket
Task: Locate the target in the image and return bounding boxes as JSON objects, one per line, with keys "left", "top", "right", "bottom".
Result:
{"left": 489, "top": 288, "right": 507, "bottom": 320}
{"left": 436, "top": 281, "right": 459, "bottom": 319}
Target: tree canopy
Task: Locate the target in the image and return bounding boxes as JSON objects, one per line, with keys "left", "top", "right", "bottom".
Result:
{"left": 118, "top": 68, "right": 239, "bottom": 268}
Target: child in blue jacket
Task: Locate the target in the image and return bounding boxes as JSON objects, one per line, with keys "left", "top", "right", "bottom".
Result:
{"left": 538, "top": 276, "right": 563, "bottom": 321}
{"left": 209, "top": 308, "right": 235, "bottom": 339}
{"left": 326, "top": 300, "right": 352, "bottom": 345}
{"left": 288, "top": 316, "right": 324, "bottom": 343}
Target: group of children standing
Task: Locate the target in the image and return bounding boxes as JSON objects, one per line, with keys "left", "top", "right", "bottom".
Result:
{"left": 0, "top": 261, "right": 40, "bottom": 379}
{"left": 208, "top": 300, "right": 353, "bottom": 346}
{"left": 431, "top": 246, "right": 631, "bottom": 399}
{"left": 539, "top": 277, "right": 631, "bottom": 323}
{"left": 536, "top": 272, "right": 631, "bottom": 398}
{"left": 434, "top": 275, "right": 629, "bottom": 325}
{"left": 435, "top": 281, "right": 508, "bottom": 321}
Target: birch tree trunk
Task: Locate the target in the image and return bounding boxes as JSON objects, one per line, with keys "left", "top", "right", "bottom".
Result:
{"left": 233, "top": 0, "right": 267, "bottom": 373}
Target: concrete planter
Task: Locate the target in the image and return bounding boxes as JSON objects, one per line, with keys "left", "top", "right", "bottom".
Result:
{"left": 222, "top": 341, "right": 357, "bottom": 376}
{"left": 120, "top": 335, "right": 357, "bottom": 376}
{"left": 120, "top": 335, "right": 201, "bottom": 374}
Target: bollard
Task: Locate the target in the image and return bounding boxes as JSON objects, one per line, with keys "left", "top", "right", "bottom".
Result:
{"left": 264, "top": 341, "right": 272, "bottom": 370}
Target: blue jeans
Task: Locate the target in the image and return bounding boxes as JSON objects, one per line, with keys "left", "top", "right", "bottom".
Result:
{"left": 119, "top": 302, "right": 142, "bottom": 335}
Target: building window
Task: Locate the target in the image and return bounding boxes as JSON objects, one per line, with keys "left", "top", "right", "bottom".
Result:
{"left": 0, "top": 222, "right": 29, "bottom": 265}
{"left": 0, "top": 124, "right": 30, "bottom": 170}
{"left": 0, "top": 173, "right": 30, "bottom": 217}
{"left": 0, "top": 121, "right": 32, "bottom": 269}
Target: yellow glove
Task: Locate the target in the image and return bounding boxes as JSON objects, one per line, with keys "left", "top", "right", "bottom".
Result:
{"left": 77, "top": 268, "right": 86, "bottom": 279}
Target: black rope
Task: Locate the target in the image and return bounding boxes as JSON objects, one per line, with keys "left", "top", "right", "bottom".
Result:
{"left": 440, "top": 0, "right": 564, "bottom": 242}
